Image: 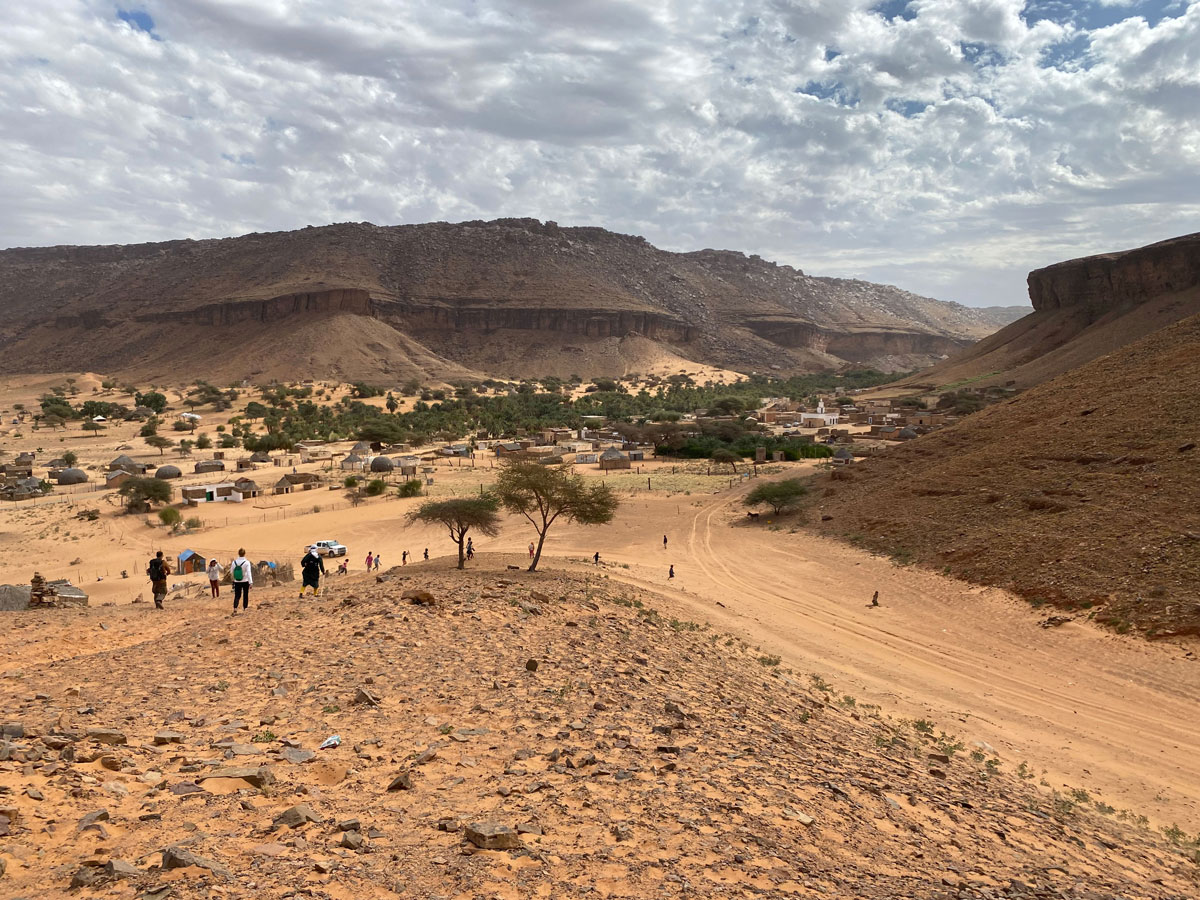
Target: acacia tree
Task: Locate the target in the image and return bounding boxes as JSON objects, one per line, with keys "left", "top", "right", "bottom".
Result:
{"left": 145, "top": 434, "right": 173, "bottom": 456}
{"left": 712, "top": 448, "right": 741, "bottom": 473}
{"left": 743, "top": 478, "right": 808, "bottom": 515}
{"left": 494, "top": 459, "right": 620, "bottom": 572}
{"left": 118, "top": 476, "right": 173, "bottom": 512}
{"left": 408, "top": 496, "right": 501, "bottom": 569}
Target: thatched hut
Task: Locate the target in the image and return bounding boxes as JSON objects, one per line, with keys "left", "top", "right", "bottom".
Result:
{"left": 55, "top": 468, "right": 89, "bottom": 485}
{"left": 155, "top": 464, "right": 182, "bottom": 480}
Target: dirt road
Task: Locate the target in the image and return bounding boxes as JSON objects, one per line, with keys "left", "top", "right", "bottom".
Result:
{"left": 533, "top": 482, "right": 1200, "bottom": 831}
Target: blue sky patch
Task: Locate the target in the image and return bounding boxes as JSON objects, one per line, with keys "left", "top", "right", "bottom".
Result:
{"left": 886, "top": 98, "right": 929, "bottom": 117}
{"left": 1040, "top": 32, "right": 1092, "bottom": 69}
{"left": 871, "top": 0, "right": 916, "bottom": 23}
{"left": 797, "top": 80, "right": 859, "bottom": 108}
{"left": 117, "top": 9, "right": 161, "bottom": 40}
{"left": 1023, "top": 0, "right": 1183, "bottom": 29}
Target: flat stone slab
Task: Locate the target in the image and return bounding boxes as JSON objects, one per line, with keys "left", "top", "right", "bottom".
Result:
{"left": 465, "top": 822, "right": 523, "bottom": 850}
{"left": 197, "top": 766, "right": 275, "bottom": 789}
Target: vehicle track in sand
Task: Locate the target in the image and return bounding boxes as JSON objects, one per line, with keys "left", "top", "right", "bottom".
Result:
{"left": 541, "top": 481, "right": 1200, "bottom": 831}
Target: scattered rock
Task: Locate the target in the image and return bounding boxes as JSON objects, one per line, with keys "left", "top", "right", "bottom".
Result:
{"left": 153, "top": 730, "right": 184, "bottom": 745}
{"left": 77, "top": 809, "right": 111, "bottom": 831}
{"left": 525, "top": 659, "right": 539, "bottom": 672}
{"left": 340, "top": 830, "right": 365, "bottom": 850}
{"left": 465, "top": 822, "right": 523, "bottom": 850}
{"left": 70, "top": 866, "right": 102, "bottom": 889}
{"left": 354, "top": 686, "right": 381, "bottom": 706}
{"left": 402, "top": 589, "right": 436, "bottom": 606}
{"left": 273, "top": 803, "right": 321, "bottom": 829}
{"left": 198, "top": 766, "right": 275, "bottom": 789}
{"left": 387, "top": 772, "right": 414, "bottom": 791}
{"left": 86, "top": 727, "right": 127, "bottom": 745}
{"left": 161, "top": 846, "right": 232, "bottom": 879}
{"left": 104, "top": 859, "right": 142, "bottom": 879}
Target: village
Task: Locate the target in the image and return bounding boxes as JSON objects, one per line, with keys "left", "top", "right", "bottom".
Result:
{"left": 0, "top": 371, "right": 984, "bottom": 609}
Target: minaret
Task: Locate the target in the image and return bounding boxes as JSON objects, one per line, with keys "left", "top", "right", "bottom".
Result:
{"left": 817, "top": 398, "right": 825, "bottom": 415}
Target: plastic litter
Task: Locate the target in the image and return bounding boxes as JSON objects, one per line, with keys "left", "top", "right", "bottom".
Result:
{"left": 319, "top": 734, "right": 341, "bottom": 750}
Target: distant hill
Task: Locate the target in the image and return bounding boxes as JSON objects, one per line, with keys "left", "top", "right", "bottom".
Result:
{"left": 892, "top": 232, "right": 1200, "bottom": 391}
{"left": 814, "top": 310, "right": 1200, "bottom": 638}
{"left": 0, "top": 219, "right": 1020, "bottom": 383}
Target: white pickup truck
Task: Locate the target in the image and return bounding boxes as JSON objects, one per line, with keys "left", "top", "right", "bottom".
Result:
{"left": 311, "top": 540, "right": 347, "bottom": 557}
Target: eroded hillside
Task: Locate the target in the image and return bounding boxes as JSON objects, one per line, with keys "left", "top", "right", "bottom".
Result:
{"left": 894, "top": 232, "right": 1200, "bottom": 391}
{"left": 0, "top": 219, "right": 1022, "bottom": 382}
{"left": 1, "top": 564, "right": 1195, "bottom": 897}
{"left": 814, "top": 312, "right": 1200, "bottom": 637}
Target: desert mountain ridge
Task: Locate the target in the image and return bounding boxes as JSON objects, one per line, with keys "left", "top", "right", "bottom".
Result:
{"left": 892, "top": 231, "right": 1200, "bottom": 391}
{"left": 0, "top": 218, "right": 1024, "bottom": 383}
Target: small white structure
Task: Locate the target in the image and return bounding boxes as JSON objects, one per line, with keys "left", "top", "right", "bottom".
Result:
{"left": 801, "top": 398, "right": 840, "bottom": 428}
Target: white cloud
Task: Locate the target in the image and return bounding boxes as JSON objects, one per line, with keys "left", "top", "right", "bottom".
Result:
{"left": 0, "top": 0, "right": 1197, "bottom": 307}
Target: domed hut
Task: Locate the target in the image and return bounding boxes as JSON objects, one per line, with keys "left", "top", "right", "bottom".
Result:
{"left": 55, "top": 468, "right": 89, "bottom": 485}
{"left": 155, "top": 464, "right": 182, "bottom": 480}
{"left": 369, "top": 455, "right": 395, "bottom": 473}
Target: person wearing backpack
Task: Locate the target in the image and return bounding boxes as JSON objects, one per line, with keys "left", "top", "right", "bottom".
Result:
{"left": 230, "top": 548, "right": 252, "bottom": 614}
{"left": 299, "top": 545, "right": 326, "bottom": 598}
{"left": 147, "top": 551, "right": 171, "bottom": 609}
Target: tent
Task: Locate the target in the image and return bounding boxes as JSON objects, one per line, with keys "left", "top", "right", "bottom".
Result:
{"left": 176, "top": 549, "right": 207, "bottom": 575}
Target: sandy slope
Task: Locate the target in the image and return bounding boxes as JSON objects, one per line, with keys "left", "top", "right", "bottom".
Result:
{"left": 481, "top": 480, "right": 1200, "bottom": 833}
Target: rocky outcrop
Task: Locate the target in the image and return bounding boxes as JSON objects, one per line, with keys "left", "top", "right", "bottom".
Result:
{"left": 894, "top": 232, "right": 1200, "bottom": 390}
{"left": 0, "top": 218, "right": 1025, "bottom": 379}
{"left": 373, "top": 299, "right": 697, "bottom": 342}
{"left": 1027, "top": 232, "right": 1200, "bottom": 313}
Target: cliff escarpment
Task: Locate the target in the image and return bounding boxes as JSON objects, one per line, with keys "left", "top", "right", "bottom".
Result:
{"left": 892, "top": 232, "right": 1200, "bottom": 391}
{"left": 1028, "top": 232, "right": 1200, "bottom": 313}
{"left": 0, "top": 218, "right": 1023, "bottom": 382}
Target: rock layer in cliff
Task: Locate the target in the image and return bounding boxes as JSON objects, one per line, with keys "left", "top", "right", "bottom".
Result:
{"left": 0, "top": 219, "right": 1022, "bottom": 381}
{"left": 895, "top": 232, "right": 1200, "bottom": 390}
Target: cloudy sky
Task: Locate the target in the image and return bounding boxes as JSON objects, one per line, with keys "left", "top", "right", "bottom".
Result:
{"left": 2, "top": 1, "right": 1197, "bottom": 307}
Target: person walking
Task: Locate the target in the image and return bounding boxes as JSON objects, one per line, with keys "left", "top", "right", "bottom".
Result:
{"left": 299, "top": 545, "right": 326, "bottom": 598}
{"left": 230, "top": 548, "right": 252, "bottom": 614}
{"left": 466, "top": 537, "right": 474, "bottom": 560}
{"left": 423, "top": 547, "right": 429, "bottom": 561}
{"left": 402, "top": 550, "right": 408, "bottom": 566}
{"left": 663, "top": 534, "right": 668, "bottom": 550}
{"left": 593, "top": 551, "right": 600, "bottom": 565}
{"left": 669, "top": 565, "right": 675, "bottom": 580}
{"left": 206, "top": 558, "right": 222, "bottom": 598}
{"left": 528, "top": 541, "right": 535, "bottom": 559}
{"left": 374, "top": 553, "right": 381, "bottom": 571}
{"left": 365, "top": 551, "right": 374, "bottom": 571}
{"left": 147, "top": 551, "right": 170, "bottom": 610}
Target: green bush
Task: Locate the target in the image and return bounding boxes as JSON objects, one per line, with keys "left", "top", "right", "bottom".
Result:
{"left": 158, "top": 507, "right": 182, "bottom": 529}
{"left": 397, "top": 479, "right": 423, "bottom": 498}
{"left": 364, "top": 478, "right": 388, "bottom": 496}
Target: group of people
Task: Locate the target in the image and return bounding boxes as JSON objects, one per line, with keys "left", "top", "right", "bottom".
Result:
{"left": 149, "top": 542, "right": 440, "bottom": 612}
{"left": 148, "top": 528, "right": 669, "bottom": 613}
{"left": 147, "top": 549, "right": 254, "bottom": 613}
